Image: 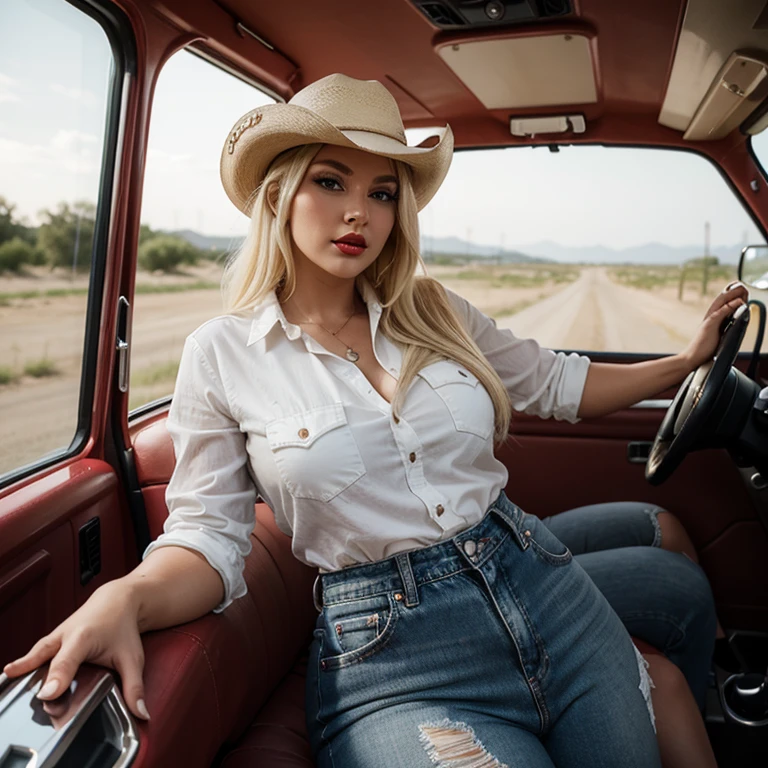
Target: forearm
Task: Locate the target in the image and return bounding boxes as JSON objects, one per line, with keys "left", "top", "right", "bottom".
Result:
{"left": 578, "top": 353, "right": 693, "bottom": 419}
{"left": 121, "top": 546, "right": 225, "bottom": 632}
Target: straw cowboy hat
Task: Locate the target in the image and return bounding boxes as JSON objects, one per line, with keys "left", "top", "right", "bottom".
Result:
{"left": 220, "top": 73, "right": 454, "bottom": 215}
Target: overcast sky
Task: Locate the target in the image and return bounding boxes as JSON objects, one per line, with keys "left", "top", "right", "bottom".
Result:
{"left": 2, "top": 0, "right": 767, "bottom": 252}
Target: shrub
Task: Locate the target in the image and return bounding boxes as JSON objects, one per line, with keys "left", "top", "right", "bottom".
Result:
{"left": 138, "top": 236, "right": 201, "bottom": 273}
{"left": 23, "top": 358, "right": 59, "bottom": 378}
{"left": 0, "top": 237, "right": 40, "bottom": 273}
{"left": 37, "top": 201, "right": 96, "bottom": 271}
{"left": 0, "top": 366, "right": 17, "bottom": 385}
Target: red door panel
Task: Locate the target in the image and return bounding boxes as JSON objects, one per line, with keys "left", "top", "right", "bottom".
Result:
{"left": 0, "top": 460, "right": 132, "bottom": 668}
{"left": 503, "top": 409, "right": 768, "bottom": 631}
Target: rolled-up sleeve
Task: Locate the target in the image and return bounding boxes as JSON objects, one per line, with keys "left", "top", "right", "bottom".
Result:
{"left": 142, "top": 336, "right": 256, "bottom": 613}
{"left": 446, "top": 287, "right": 591, "bottom": 422}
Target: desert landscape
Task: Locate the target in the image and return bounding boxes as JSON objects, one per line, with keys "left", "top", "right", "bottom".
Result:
{"left": 1, "top": 261, "right": 761, "bottom": 476}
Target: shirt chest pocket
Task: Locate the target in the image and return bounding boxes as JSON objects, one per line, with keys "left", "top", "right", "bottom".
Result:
{"left": 417, "top": 361, "right": 495, "bottom": 441}
{"left": 266, "top": 403, "right": 367, "bottom": 502}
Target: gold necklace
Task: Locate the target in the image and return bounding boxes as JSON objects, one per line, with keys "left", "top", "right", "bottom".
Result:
{"left": 288, "top": 301, "right": 361, "bottom": 363}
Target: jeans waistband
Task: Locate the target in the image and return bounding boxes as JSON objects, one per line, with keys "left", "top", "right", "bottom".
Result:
{"left": 314, "top": 490, "right": 529, "bottom": 610}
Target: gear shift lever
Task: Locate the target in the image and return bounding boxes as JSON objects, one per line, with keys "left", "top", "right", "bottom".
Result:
{"left": 724, "top": 664, "right": 768, "bottom": 725}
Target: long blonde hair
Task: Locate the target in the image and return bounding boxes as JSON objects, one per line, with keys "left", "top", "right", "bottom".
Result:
{"left": 222, "top": 144, "right": 512, "bottom": 444}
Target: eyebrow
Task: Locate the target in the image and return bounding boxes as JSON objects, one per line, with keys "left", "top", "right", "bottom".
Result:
{"left": 314, "top": 159, "right": 398, "bottom": 186}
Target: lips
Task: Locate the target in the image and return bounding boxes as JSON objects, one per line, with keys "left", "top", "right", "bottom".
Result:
{"left": 333, "top": 233, "right": 367, "bottom": 247}
{"left": 332, "top": 233, "right": 367, "bottom": 256}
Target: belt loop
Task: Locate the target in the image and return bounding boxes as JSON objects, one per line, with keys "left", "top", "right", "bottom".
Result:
{"left": 491, "top": 504, "right": 530, "bottom": 551}
{"left": 312, "top": 574, "right": 323, "bottom": 612}
{"left": 395, "top": 552, "right": 420, "bottom": 607}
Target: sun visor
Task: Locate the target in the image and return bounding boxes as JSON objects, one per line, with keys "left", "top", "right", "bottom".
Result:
{"left": 659, "top": 0, "right": 768, "bottom": 135}
{"left": 683, "top": 52, "right": 768, "bottom": 140}
{"left": 436, "top": 33, "right": 597, "bottom": 110}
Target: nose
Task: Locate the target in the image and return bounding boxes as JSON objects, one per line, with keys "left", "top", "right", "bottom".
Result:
{"left": 344, "top": 190, "right": 369, "bottom": 225}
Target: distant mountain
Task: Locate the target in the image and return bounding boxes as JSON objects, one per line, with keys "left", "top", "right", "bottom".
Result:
{"left": 169, "top": 228, "right": 752, "bottom": 266}
{"left": 509, "top": 239, "right": 749, "bottom": 265}
{"left": 170, "top": 229, "right": 243, "bottom": 252}
{"left": 420, "top": 236, "right": 544, "bottom": 263}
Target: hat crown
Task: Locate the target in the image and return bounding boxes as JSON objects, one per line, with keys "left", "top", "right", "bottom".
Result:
{"left": 288, "top": 74, "right": 407, "bottom": 144}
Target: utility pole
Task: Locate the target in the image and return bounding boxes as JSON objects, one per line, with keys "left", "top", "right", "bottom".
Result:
{"left": 702, "top": 221, "right": 710, "bottom": 296}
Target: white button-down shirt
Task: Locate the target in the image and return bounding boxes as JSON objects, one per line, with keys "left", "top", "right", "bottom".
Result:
{"left": 143, "top": 278, "right": 590, "bottom": 612}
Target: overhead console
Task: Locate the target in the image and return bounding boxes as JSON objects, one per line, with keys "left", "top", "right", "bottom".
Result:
{"left": 412, "top": 0, "right": 572, "bottom": 30}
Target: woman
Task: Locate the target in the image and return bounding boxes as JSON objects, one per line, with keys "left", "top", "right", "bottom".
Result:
{"left": 5, "top": 74, "right": 743, "bottom": 767}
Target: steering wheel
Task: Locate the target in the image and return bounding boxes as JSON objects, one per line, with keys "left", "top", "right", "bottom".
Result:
{"left": 645, "top": 303, "right": 750, "bottom": 485}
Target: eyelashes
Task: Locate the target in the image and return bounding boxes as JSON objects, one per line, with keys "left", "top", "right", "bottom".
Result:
{"left": 311, "top": 175, "right": 398, "bottom": 203}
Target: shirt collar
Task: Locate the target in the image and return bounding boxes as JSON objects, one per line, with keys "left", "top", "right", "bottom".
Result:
{"left": 246, "top": 275, "right": 383, "bottom": 347}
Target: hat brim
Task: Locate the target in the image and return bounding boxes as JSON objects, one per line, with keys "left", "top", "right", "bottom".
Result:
{"left": 220, "top": 102, "right": 454, "bottom": 216}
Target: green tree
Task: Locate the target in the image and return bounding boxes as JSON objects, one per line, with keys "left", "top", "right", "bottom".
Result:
{"left": 37, "top": 201, "right": 96, "bottom": 271}
{"left": 0, "top": 237, "right": 43, "bottom": 273}
{"left": 0, "top": 197, "right": 35, "bottom": 246}
{"left": 138, "top": 235, "right": 201, "bottom": 273}
{"left": 139, "top": 223, "right": 157, "bottom": 245}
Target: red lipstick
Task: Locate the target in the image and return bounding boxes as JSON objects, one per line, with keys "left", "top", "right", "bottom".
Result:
{"left": 332, "top": 232, "right": 367, "bottom": 256}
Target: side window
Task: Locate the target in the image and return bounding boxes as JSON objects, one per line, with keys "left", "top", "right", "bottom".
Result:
{"left": 129, "top": 50, "right": 275, "bottom": 411}
{"left": 747, "top": 131, "right": 768, "bottom": 329}
{"left": 421, "top": 146, "right": 766, "bottom": 353}
{"left": 0, "top": 0, "right": 116, "bottom": 479}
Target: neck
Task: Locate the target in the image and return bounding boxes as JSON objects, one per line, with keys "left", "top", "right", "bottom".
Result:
{"left": 279, "top": 277, "right": 363, "bottom": 326}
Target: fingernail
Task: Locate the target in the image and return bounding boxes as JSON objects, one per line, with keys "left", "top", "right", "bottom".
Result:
{"left": 136, "top": 698, "right": 150, "bottom": 720}
{"left": 37, "top": 680, "right": 58, "bottom": 699}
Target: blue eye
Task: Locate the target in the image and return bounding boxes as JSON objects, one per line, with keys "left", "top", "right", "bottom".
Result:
{"left": 371, "top": 190, "right": 398, "bottom": 203}
{"left": 314, "top": 176, "right": 343, "bottom": 191}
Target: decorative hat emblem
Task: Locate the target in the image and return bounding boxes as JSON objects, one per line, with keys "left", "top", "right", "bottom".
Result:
{"left": 227, "top": 112, "right": 262, "bottom": 154}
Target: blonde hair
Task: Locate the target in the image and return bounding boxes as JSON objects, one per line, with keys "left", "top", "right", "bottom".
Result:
{"left": 222, "top": 144, "right": 512, "bottom": 444}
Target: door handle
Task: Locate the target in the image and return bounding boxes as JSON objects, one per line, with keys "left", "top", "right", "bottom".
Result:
{"left": 115, "top": 296, "right": 131, "bottom": 393}
{"left": 627, "top": 441, "right": 652, "bottom": 464}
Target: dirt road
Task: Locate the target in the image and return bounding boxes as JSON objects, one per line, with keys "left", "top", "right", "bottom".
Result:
{"left": 499, "top": 266, "right": 715, "bottom": 353}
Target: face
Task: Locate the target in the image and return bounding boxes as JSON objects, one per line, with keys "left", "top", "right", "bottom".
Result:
{"left": 289, "top": 144, "right": 399, "bottom": 283}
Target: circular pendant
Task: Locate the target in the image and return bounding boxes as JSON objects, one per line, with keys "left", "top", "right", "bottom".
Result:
{"left": 345, "top": 348, "right": 360, "bottom": 363}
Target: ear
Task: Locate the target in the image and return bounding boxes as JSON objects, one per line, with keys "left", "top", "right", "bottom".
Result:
{"left": 265, "top": 182, "right": 280, "bottom": 216}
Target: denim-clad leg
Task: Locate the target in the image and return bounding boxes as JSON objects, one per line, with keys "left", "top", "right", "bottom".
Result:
{"left": 542, "top": 503, "right": 717, "bottom": 709}
{"left": 306, "top": 492, "right": 661, "bottom": 768}
{"left": 541, "top": 501, "right": 664, "bottom": 554}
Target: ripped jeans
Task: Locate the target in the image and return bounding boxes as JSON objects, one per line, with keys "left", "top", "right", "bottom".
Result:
{"left": 306, "top": 491, "right": 661, "bottom": 768}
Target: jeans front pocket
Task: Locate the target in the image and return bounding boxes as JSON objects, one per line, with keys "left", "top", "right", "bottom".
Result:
{"left": 320, "top": 593, "right": 399, "bottom": 670}
{"left": 521, "top": 512, "right": 574, "bottom": 566}
{"left": 266, "top": 403, "right": 366, "bottom": 502}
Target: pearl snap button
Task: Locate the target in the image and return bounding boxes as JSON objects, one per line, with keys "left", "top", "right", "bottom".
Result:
{"left": 298, "top": 428, "right": 309, "bottom": 439}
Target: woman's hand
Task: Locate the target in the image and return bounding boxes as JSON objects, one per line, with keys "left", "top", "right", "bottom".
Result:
{"left": 2, "top": 578, "right": 150, "bottom": 721}
{"left": 680, "top": 282, "right": 749, "bottom": 371}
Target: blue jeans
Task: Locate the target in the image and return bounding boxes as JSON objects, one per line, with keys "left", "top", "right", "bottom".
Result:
{"left": 306, "top": 491, "right": 661, "bottom": 767}
{"left": 543, "top": 503, "right": 717, "bottom": 709}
